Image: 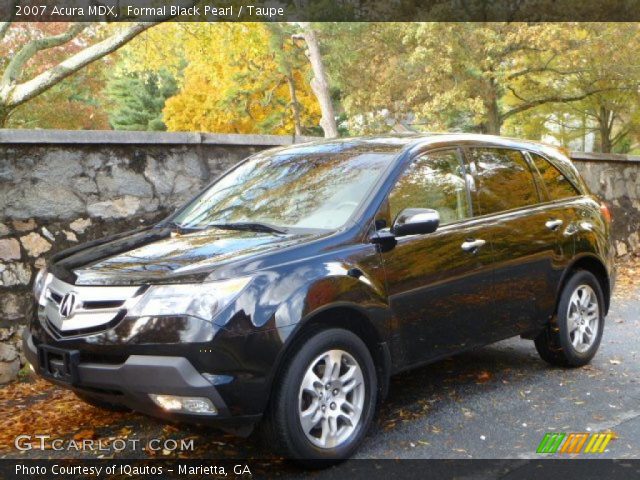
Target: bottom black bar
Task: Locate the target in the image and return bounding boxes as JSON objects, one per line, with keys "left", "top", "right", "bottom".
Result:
{"left": 0, "top": 459, "right": 639, "bottom": 480}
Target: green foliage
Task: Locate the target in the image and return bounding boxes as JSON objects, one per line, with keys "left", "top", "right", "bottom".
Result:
{"left": 106, "top": 68, "right": 178, "bottom": 131}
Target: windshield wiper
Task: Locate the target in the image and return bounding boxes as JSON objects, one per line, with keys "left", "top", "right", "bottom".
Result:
{"left": 206, "top": 222, "right": 287, "bottom": 235}
{"left": 163, "top": 220, "right": 203, "bottom": 233}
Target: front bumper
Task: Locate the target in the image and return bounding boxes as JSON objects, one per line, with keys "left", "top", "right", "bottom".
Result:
{"left": 23, "top": 329, "right": 261, "bottom": 430}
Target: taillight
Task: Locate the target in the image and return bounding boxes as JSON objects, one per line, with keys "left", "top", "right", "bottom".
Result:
{"left": 600, "top": 202, "right": 612, "bottom": 224}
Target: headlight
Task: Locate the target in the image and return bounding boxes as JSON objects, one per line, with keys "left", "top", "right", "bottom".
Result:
{"left": 126, "top": 277, "right": 251, "bottom": 322}
{"left": 33, "top": 268, "right": 50, "bottom": 306}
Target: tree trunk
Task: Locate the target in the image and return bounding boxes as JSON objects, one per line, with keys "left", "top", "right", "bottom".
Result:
{"left": 483, "top": 97, "right": 502, "bottom": 135}
{"left": 597, "top": 106, "right": 613, "bottom": 153}
{"left": 0, "top": 107, "right": 8, "bottom": 128}
{"left": 297, "top": 23, "right": 338, "bottom": 138}
{"left": 286, "top": 74, "right": 303, "bottom": 136}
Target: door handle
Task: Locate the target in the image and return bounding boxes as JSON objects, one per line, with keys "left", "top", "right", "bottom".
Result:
{"left": 545, "top": 219, "right": 563, "bottom": 231}
{"left": 461, "top": 239, "right": 486, "bottom": 252}
{"left": 579, "top": 221, "right": 594, "bottom": 232}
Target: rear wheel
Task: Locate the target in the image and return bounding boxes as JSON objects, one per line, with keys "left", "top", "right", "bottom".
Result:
{"left": 263, "top": 328, "right": 377, "bottom": 465}
{"left": 535, "top": 270, "right": 605, "bottom": 367}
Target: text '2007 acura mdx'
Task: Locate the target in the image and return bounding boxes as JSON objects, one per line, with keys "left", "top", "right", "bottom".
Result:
{"left": 25, "top": 133, "right": 615, "bottom": 463}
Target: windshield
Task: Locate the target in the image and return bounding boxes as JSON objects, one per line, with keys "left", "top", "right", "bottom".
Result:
{"left": 171, "top": 141, "right": 400, "bottom": 231}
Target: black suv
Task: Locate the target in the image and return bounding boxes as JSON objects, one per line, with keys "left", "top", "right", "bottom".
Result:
{"left": 25, "top": 134, "right": 615, "bottom": 462}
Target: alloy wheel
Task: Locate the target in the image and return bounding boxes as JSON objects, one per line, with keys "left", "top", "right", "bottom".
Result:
{"left": 297, "top": 349, "right": 365, "bottom": 449}
{"left": 567, "top": 284, "right": 600, "bottom": 353}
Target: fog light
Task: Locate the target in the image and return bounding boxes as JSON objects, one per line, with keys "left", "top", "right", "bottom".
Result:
{"left": 149, "top": 394, "right": 217, "bottom": 414}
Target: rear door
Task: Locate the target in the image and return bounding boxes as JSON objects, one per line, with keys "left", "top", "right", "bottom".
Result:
{"left": 378, "top": 148, "right": 495, "bottom": 367}
{"left": 463, "top": 147, "right": 569, "bottom": 338}
{"left": 525, "top": 151, "right": 581, "bottom": 322}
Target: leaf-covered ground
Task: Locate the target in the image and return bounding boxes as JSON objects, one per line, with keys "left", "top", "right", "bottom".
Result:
{"left": 613, "top": 253, "right": 639, "bottom": 299}
{"left": 1, "top": 254, "right": 638, "bottom": 461}
{"left": 0, "top": 378, "right": 134, "bottom": 451}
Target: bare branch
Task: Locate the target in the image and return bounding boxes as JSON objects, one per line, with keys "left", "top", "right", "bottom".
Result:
{"left": 507, "top": 66, "right": 587, "bottom": 81}
{"left": 502, "top": 85, "right": 619, "bottom": 120}
{"left": 3, "top": 22, "right": 158, "bottom": 108}
{"left": 0, "top": 0, "right": 20, "bottom": 42}
{"left": 611, "top": 126, "right": 631, "bottom": 145}
{"left": 1, "top": 23, "right": 89, "bottom": 87}
{"left": 0, "top": 21, "right": 11, "bottom": 42}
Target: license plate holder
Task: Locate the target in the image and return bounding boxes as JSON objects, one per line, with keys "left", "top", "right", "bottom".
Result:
{"left": 37, "top": 344, "right": 80, "bottom": 385}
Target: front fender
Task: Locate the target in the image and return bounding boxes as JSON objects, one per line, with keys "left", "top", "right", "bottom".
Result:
{"left": 208, "top": 248, "right": 391, "bottom": 415}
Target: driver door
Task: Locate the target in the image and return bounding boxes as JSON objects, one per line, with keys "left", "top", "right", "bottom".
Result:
{"left": 377, "top": 148, "right": 495, "bottom": 367}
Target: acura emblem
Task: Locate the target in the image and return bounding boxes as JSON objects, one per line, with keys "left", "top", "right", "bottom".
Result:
{"left": 59, "top": 293, "right": 78, "bottom": 319}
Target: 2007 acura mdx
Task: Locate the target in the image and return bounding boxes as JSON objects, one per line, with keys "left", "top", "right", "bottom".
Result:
{"left": 25, "top": 134, "right": 615, "bottom": 463}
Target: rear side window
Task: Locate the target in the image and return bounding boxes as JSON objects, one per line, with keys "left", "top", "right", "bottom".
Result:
{"left": 529, "top": 152, "right": 580, "bottom": 200}
{"left": 468, "top": 148, "right": 539, "bottom": 215}
{"left": 389, "top": 149, "right": 470, "bottom": 225}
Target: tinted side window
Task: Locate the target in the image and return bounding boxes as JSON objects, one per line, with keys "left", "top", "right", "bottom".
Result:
{"left": 468, "top": 148, "right": 539, "bottom": 215}
{"left": 529, "top": 152, "right": 580, "bottom": 200}
{"left": 389, "top": 150, "right": 470, "bottom": 225}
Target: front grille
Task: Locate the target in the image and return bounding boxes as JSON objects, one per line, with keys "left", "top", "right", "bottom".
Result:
{"left": 50, "top": 291, "right": 63, "bottom": 303}
{"left": 83, "top": 300, "right": 126, "bottom": 310}
{"left": 45, "top": 310, "right": 127, "bottom": 339}
{"left": 41, "top": 275, "right": 142, "bottom": 337}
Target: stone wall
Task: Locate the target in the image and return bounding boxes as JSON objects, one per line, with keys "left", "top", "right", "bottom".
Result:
{"left": 0, "top": 131, "right": 638, "bottom": 383}
{"left": 0, "top": 129, "right": 315, "bottom": 383}
{"left": 571, "top": 152, "right": 640, "bottom": 256}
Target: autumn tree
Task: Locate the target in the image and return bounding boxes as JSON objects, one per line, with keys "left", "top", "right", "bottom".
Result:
{"left": 555, "top": 23, "right": 640, "bottom": 152}
{"left": 325, "top": 23, "right": 415, "bottom": 133}
{"left": 333, "top": 23, "right": 615, "bottom": 135}
{"left": 4, "top": 53, "right": 111, "bottom": 129}
{"left": 127, "top": 23, "right": 320, "bottom": 135}
{"left": 0, "top": 21, "right": 160, "bottom": 127}
{"left": 500, "top": 23, "right": 640, "bottom": 152}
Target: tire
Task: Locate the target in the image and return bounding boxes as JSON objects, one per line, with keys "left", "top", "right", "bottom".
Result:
{"left": 74, "top": 391, "right": 130, "bottom": 412}
{"left": 263, "top": 328, "right": 377, "bottom": 466}
{"left": 535, "top": 270, "right": 605, "bottom": 367}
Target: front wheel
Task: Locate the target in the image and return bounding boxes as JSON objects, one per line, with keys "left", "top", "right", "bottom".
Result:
{"left": 263, "top": 328, "right": 377, "bottom": 465}
{"left": 535, "top": 270, "right": 605, "bottom": 367}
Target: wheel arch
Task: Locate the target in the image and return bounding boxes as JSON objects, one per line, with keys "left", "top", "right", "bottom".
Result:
{"left": 268, "top": 304, "right": 392, "bottom": 409}
{"left": 558, "top": 254, "right": 611, "bottom": 314}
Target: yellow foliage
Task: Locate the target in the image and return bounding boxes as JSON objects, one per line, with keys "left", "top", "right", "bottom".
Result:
{"left": 124, "top": 23, "right": 320, "bottom": 134}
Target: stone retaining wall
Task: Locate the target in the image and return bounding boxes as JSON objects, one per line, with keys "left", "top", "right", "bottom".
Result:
{"left": 571, "top": 152, "right": 640, "bottom": 256}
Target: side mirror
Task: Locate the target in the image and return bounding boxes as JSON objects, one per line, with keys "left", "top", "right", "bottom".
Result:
{"left": 392, "top": 208, "right": 440, "bottom": 236}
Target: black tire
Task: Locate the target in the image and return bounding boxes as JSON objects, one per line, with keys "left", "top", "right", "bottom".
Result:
{"left": 74, "top": 391, "right": 130, "bottom": 412}
{"left": 535, "top": 270, "right": 605, "bottom": 367}
{"left": 263, "top": 328, "right": 377, "bottom": 466}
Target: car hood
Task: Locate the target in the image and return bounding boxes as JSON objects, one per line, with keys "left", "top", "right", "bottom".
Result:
{"left": 50, "top": 226, "right": 319, "bottom": 286}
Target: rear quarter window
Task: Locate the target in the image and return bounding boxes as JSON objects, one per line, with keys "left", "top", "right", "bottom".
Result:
{"left": 468, "top": 148, "right": 539, "bottom": 215}
{"left": 529, "top": 152, "right": 580, "bottom": 201}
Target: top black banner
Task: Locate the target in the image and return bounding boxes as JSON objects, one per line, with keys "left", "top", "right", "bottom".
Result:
{"left": 2, "top": 0, "right": 640, "bottom": 22}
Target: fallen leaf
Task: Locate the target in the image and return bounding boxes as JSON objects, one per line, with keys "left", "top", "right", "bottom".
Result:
{"left": 73, "top": 429, "right": 95, "bottom": 441}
